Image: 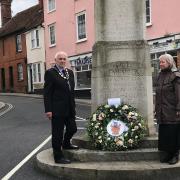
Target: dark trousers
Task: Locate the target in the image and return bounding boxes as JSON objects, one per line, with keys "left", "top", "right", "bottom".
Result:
{"left": 51, "top": 116, "right": 77, "bottom": 153}
{"left": 158, "top": 124, "right": 180, "bottom": 153}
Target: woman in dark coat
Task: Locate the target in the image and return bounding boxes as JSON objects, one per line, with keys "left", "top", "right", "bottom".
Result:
{"left": 155, "top": 54, "right": 180, "bottom": 164}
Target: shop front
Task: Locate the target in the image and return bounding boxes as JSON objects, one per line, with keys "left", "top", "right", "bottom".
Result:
{"left": 148, "top": 33, "right": 180, "bottom": 91}
{"left": 69, "top": 52, "right": 92, "bottom": 98}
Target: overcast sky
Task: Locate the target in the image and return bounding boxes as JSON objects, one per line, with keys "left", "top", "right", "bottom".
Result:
{"left": 11, "top": 0, "right": 38, "bottom": 16}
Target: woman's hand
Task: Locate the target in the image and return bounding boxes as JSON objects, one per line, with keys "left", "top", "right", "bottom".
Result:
{"left": 46, "top": 112, "right": 52, "bottom": 120}
{"left": 177, "top": 111, "right": 180, "bottom": 117}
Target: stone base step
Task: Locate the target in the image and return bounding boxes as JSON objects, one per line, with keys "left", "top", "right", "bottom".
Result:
{"left": 72, "top": 136, "right": 158, "bottom": 149}
{"left": 64, "top": 148, "right": 160, "bottom": 162}
{"left": 36, "top": 149, "right": 180, "bottom": 180}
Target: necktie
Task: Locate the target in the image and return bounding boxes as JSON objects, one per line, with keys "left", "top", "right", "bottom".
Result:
{"left": 62, "top": 69, "right": 66, "bottom": 77}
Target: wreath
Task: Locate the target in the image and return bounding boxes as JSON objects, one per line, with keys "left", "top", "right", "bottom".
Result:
{"left": 87, "top": 104, "right": 146, "bottom": 151}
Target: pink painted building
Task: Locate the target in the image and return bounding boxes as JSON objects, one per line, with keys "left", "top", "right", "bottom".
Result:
{"left": 43, "top": 0, "right": 180, "bottom": 97}
{"left": 43, "top": 0, "right": 94, "bottom": 97}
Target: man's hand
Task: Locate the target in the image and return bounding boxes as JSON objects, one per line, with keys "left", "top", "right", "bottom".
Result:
{"left": 46, "top": 112, "right": 52, "bottom": 120}
{"left": 177, "top": 111, "right": 180, "bottom": 117}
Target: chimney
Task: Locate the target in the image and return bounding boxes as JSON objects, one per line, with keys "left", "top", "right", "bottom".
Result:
{"left": 38, "top": 0, "right": 43, "bottom": 9}
{"left": 0, "top": 0, "right": 12, "bottom": 27}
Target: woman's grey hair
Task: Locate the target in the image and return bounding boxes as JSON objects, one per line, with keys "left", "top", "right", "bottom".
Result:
{"left": 159, "top": 54, "right": 177, "bottom": 72}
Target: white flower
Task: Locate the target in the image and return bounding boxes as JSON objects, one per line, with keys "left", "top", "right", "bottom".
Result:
{"left": 122, "top": 105, "right": 129, "bottom": 110}
{"left": 110, "top": 109, "right": 114, "bottom": 112}
{"left": 104, "top": 105, "right": 110, "bottom": 108}
{"left": 101, "top": 113, "right": 105, "bottom": 118}
{"left": 98, "top": 136, "right": 102, "bottom": 139}
{"left": 98, "top": 116, "right": 103, "bottom": 121}
{"left": 93, "top": 114, "right": 96, "bottom": 121}
{"left": 128, "top": 139, "right": 134, "bottom": 144}
{"left": 99, "top": 139, "right": 102, "bottom": 143}
{"left": 135, "top": 136, "right": 138, "bottom": 139}
{"left": 116, "top": 140, "right": 124, "bottom": 146}
{"left": 124, "top": 133, "right": 128, "bottom": 137}
{"left": 135, "top": 113, "right": 138, "bottom": 116}
{"left": 95, "top": 132, "right": 98, "bottom": 136}
{"left": 134, "top": 126, "right": 139, "bottom": 130}
{"left": 107, "top": 137, "right": 111, "bottom": 141}
{"left": 138, "top": 123, "right": 142, "bottom": 127}
{"left": 132, "top": 129, "right": 135, "bottom": 131}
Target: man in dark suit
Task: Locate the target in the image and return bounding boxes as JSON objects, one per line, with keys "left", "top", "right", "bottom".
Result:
{"left": 44, "top": 51, "right": 78, "bottom": 164}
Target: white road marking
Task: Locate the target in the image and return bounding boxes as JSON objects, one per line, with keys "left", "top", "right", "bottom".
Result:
{"left": 1, "top": 114, "right": 86, "bottom": 180}
{"left": 0, "top": 103, "right": 13, "bottom": 117}
{"left": 1, "top": 135, "right": 52, "bottom": 180}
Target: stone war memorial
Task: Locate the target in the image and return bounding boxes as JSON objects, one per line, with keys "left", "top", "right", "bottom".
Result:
{"left": 36, "top": 1, "right": 180, "bottom": 180}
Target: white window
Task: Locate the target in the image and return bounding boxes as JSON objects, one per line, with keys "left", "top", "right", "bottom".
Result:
{"left": 146, "top": 0, "right": 152, "bottom": 25}
{"left": 48, "top": 0, "right": 55, "bottom": 12}
{"left": 32, "top": 63, "right": 42, "bottom": 83}
{"left": 76, "top": 11, "right": 87, "bottom": 42}
{"left": 48, "top": 23, "right": 56, "bottom": 46}
{"left": 16, "top": 34, "right": 22, "bottom": 52}
{"left": 17, "top": 63, "right": 23, "bottom": 81}
{"left": 33, "top": 64, "right": 37, "bottom": 82}
{"left": 31, "top": 29, "right": 40, "bottom": 49}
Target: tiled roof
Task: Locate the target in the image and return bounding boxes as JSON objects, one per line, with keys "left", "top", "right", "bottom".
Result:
{"left": 0, "top": 4, "right": 43, "bottom": 38}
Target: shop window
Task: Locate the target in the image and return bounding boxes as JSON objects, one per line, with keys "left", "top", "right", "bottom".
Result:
{"left": 76, "top": 71, "right": 91, "bottom": 89}
{"left": 48, "top": 23, "right": 56, "bottom": 47}
{"left": 17, "top": 63, "right": 23, "bottom": 81}
{"left": 76, "top": 11, "right": 87, "bottom": 42}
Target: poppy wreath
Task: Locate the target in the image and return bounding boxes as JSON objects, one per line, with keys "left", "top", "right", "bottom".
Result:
{"left": 87, "top": 104, "right": 147, "bottom": 151}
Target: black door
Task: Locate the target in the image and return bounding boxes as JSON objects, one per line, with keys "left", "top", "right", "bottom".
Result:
{"left": 1, "top": 68, "right": 6, "bottom": 92}
{"left": 9, "top": 66, "right": 14, "bottom": 92}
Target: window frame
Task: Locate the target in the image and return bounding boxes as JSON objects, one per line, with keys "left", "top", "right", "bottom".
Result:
{"left": 146, "top": 0, "right": 152, "bottom": 26}
{"left": 47, "top": 0, "right": 56, "bottom": 13}
{"left": 32, "top": 63, "right": 42, "bottom": 83}
{"left": 76, "top": 11, "right": 87, "bottom": 43}
{"left": 31, "top": 29, "right": 40, "bottom": 49}
{"left": 17, "top": 63, "right": 23, "bottom": 81}
{"left": 48, "top": 23, "right": 56, "bottom": 47}
{"left": 16, "top": 34, "right": 22, "bottom": 52}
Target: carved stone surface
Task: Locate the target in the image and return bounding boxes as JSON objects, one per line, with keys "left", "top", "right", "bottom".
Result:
{"left": 92, "top": 0, "right": 155, "bottom": 135}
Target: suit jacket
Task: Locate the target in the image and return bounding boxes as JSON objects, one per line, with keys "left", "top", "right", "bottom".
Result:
{"left": 43, "top": 66, "right": 75, "bottom": 118}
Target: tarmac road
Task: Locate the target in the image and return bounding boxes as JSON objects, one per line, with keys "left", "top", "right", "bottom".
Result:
{"left": 0, "top": 95, "right": 91, "bottom": 180}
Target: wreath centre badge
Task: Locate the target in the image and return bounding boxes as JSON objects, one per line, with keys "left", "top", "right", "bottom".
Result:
{"left": 107, "top": 119, "right": 128, "bottom": 137}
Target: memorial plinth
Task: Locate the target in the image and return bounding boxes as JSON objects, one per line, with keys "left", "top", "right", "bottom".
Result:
{"left": 91, "top": 0, "right": 155, "bottom": 135}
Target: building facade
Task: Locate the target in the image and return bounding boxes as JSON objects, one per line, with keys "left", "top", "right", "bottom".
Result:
{"left": 43, "top": 0, "right": 94, "bottom": 97}
{"left": 0, "top": 1, "right": 44, "bottom": 93}
{"left": 146, "top": 0, "right": 180, "bottom": 89}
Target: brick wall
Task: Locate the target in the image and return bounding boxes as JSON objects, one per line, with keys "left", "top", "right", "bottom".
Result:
{"left": 0, "top": 33, "right": 28, "bottom": 93}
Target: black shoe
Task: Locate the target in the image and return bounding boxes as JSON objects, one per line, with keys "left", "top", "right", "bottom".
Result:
{"left": 63, "top": 144, "right": 79, "bottom": 150}
{"left": 160, "top": 153, "right": 172, "bottom": 163}
{"left": 54, "top": 157, "right": 71, "bottom": 164}
{"left": 168, "top": 156, "right": 179, "bottom": 165}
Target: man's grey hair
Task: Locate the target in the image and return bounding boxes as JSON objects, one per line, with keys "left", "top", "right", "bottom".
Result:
{"left": 159, "top": 54, "right": 177, "bottom": 72}
{"left": 54, "top": 51, "right": 68, "bottom": 60}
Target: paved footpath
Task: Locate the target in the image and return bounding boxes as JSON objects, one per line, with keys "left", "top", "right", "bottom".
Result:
{"left": 0, "top": 93, "right": 91, "bottom": 105}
